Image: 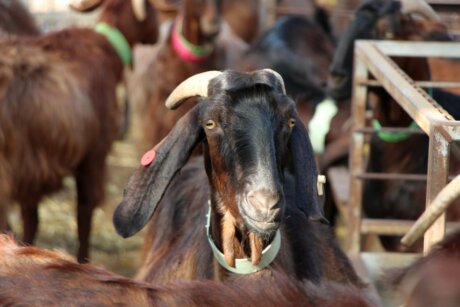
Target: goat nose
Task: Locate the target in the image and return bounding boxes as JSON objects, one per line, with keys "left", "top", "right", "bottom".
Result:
{"left": 247, "top": 189, "right": 280, "bottom": 212}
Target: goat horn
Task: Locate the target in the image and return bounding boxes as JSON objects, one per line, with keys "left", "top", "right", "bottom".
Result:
{"left": 132, "top": 0, "right": 147, "bottom": 21}
{"left": 262, "top": 69, "right": 286, "bottom": 94}
{"left": 69, "top": 0, "right": 103, "bottom": 12}
{"left": 400, "top": 0, "right": 440, "bottom": 21}
{"left": 165, "top": 71, "right": 222, "bottom": 109}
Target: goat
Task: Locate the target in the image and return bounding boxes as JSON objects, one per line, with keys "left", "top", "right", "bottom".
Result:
{"left": 0, "top": 0, "right": 159, "bottom": 262}
{"left": 321, "top": 0, "right": 459, "bottom": 250}
{"left": 114, "top": 70, "right": 364, "bottom": 291}
{"left": 0, "top": 234, "right": 372, "bottom": 307}
{"left": 0, "top": 0, "right": 40, "bottom": 37}
{"left": 0, "top": 0, "right": 41, "bottom": 233}
{"left": 133, "top": 0, "right": 247, "bottom": 148}
{"left": 235, "top": 14, "right": 335, "bottom": 128}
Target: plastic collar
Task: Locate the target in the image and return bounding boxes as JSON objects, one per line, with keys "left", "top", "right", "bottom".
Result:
{"left": 95, "top": 22, "right": 132, "bottom": 66}
{"left": 371, "top": 119, "right": 419, "bottom": 142}
{"left": 171, "top": 19, "right": 213, "bottom": 63}
{"left": 205, "top": 202, "right": 281, "bottom": 275}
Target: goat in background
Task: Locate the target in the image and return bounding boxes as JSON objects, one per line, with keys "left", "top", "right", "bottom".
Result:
{"left": 0, "top": 0, "right": 40, "bottom": 37}
{"left": 0, "top": 0, "right": 159, "bottom": 262}
{"left": 129, "top": 0, "right": 247, "bottom": 149}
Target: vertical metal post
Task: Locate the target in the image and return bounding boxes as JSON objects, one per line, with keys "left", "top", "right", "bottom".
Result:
{"left": 259, "top": 0, "right": 277, "bottom": 31}
{"left": 348, "top": 51, "right": 368, "bottom": 255}
{"left": 423, "top": 127, "right": 449, "bottom": 254}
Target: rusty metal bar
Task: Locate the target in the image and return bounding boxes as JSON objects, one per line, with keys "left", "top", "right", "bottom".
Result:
{"left": 423, "top": 127, "right": 450, "bottom": 254}
{"left": 348, "top": 53, "right": 368, "bottom": 255}
{"left": 402, "top": 175, "right": 460, "bottom": 247}
{"left": 353, "top": 172, "right": 428, "bottom": 181}
{"left": 362, "top": 218, "right": 460, "bottom": 236}
{"left": 355, "top": 41, "right": 460, "bottom": 139}
{"left": 358, "top": 80, "right": 460, "bottom": 89}
{"left": 373, "top": 41, "right": 460, "bottom": 58}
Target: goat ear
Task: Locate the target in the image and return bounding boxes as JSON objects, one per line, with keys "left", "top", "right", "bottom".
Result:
{"left": 113, "top": 104, "right": 203, "bottom": 237}
{"left": 288, "top": 114, "right": 328, "bottom": 224}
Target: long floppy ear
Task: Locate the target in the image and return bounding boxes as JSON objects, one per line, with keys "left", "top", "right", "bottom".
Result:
{"left": 113, "top": 104, "right": 203, "bottom": 237}
{"left": 288, "top": 113, "right": 328, "bottom": 224}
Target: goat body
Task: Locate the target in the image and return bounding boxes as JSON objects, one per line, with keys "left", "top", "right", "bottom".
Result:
{"left": 0, "top": 0, "right": 159, "bottom": 262}
{"left": 0, "top": 0, "right": 40, "bottom": 37}
{"left": 0, "top": 234, "right": 372, "bottom": 307}
{"left": 389, "top": 228, "right": 460, "bottom": 307}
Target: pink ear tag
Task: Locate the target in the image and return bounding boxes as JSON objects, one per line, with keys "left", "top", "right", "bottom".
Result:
{"left": 141, "top": 149, "right": 156, "bottom": 166}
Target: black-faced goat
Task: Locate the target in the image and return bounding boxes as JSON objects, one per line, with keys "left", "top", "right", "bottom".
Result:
{"left": 114, "top": 70, "right": 363, "bottom": 288}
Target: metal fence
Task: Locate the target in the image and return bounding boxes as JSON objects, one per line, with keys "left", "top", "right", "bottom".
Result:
{"left": 348, "top": 40, "right": 460, "bottom": 255}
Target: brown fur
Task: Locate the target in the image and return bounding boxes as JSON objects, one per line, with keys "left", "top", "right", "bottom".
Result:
{"left": 137, "top": 158, "right": 364, "bottom": 287}
{"left": 222, "top": 0, "right": 259, "bottom": 43}
{"left": 0, "top": 0, "right": 40, "bottom": 37}
{"left": 388, "top": 228, "right": 460, "bottom": 307}
{"left": 0, "top": 0, "right": 159, "bottom": 262}
{"left": 0, "top": 234, "right": 372, "bottom": 307}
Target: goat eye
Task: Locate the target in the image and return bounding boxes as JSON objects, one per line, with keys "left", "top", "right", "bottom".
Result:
{"left": 205, "top": 120, "right": 216, "bottom": 129}
{"left": 288, "top": 118, "right": 296, "bottom": 128}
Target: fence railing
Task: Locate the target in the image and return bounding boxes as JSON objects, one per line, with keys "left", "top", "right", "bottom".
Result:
{"left": 348, "top": 40, "right": 460, "bottom": 255}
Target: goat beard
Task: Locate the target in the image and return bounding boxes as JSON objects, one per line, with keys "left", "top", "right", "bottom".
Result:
{"left": 221, "top": 212, "right": 264, "bottom": 267}
{"left": 249, "top": 232, "right": 263, "bottom": 265}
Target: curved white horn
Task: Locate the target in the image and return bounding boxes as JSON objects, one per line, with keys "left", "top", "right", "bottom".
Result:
{"left": 262, "top": 69, "right": 286, "bottom": 94}
{"left": 400, "top": 0, "right": 440, "bottom": 21}
{"left": 69, "top": 0, "right": 103, "bottom": 12}
{"left": 165, "top": 71, "right": 222, "bottom": 109}
{"left": 132, "top": 0, "right": 147, "bottom": 21}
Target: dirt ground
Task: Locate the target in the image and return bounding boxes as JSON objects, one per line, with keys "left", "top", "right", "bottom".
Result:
{"left": 7, "top": 129, "right": 147, "bottom": 278}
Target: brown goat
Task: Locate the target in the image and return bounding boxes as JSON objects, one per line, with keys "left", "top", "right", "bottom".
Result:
{"left": 0, "top": 0, "right": 40, "bottom": 234}
{"left": 114, "top": 70, "right": 364, "bottom": 292}
{"left": 388, "top": 228, "right": 460, "bottom": 307}
{"left": 0, "top": 234, "right": 372, "bottom": 307}
{"left": 0, "top": 0, "right": 40, "bottom": 37}
{"left": 0, "top": 0, "right": 159, "bottom": 262}
{"left": 134, "top": 0, "right": 247, "bottom": 148}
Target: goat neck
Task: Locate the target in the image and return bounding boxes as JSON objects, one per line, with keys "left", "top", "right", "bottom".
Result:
{"left": 97, "top": 0, "right": 159, "bottom": 48}
{"left": 171, "top": 0, "right": 221, "bottom": 63}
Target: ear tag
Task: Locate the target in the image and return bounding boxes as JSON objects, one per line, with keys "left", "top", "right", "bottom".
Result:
{"left": 317, "top": 175, "right": 326, "bottom": 196}
{"left": 141, "top": 149, "right": 156, "bottom": 167}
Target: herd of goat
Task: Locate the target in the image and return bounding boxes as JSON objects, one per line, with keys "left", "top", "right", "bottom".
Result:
{"left": 0, "top": 0, "right": 460, "bottom": 305}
